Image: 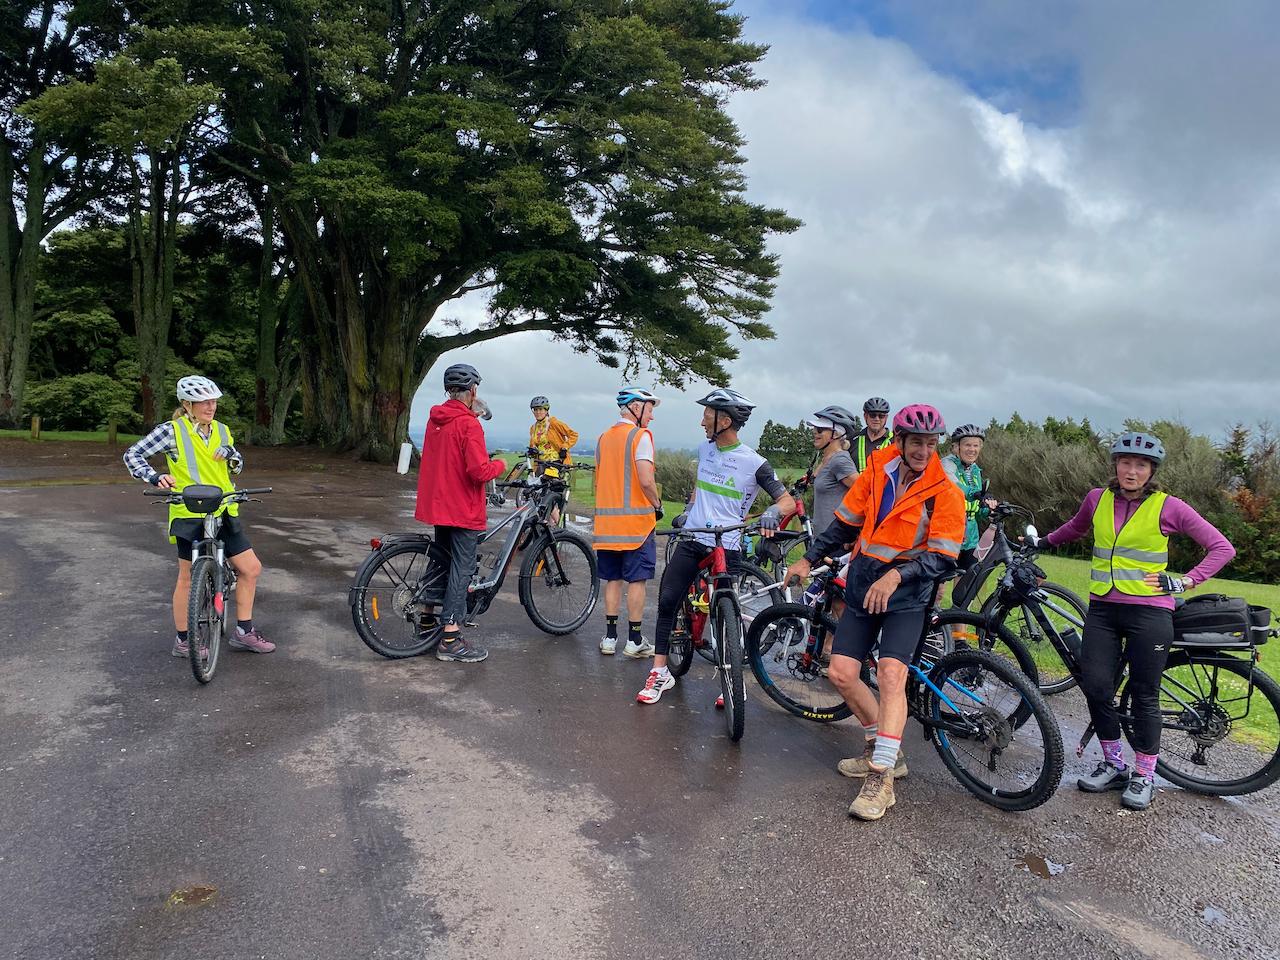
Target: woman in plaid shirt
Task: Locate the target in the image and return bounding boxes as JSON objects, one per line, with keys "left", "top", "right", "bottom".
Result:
{"left": 124, "top": 375, "right": 274, "bottom": 657}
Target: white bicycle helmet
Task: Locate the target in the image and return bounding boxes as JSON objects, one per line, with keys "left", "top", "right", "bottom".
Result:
{"left": 176, "top": 375, "right": 223, "bottom": 401}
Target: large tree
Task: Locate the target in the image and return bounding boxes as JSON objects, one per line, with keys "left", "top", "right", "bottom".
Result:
{"left": 208, "top": 0, "right": 798, "bottom": 460}
{"left": 0, "top": 1, "right": 119, "bottom": 426}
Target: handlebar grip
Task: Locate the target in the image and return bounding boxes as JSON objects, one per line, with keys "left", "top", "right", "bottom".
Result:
{"left": 237, "top": 487, "right": 273, "bottom": 494}
{"left": 141, "top": 489, "right": 172, "bottom": 496}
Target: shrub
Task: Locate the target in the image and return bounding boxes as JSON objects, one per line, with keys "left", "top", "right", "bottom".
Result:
{"left": 654, "top": 449, "right": 698, "bottom": 503}
{"left": 23, "top": 374, "right": 140, "bottom": 431}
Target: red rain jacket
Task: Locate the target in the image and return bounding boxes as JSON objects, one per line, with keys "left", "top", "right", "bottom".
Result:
{"left": 414, "top": 399, "right": 506, "bottom": 530}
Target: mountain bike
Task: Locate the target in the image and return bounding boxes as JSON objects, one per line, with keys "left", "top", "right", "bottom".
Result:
{"left": 745, "top": 563, "right": 1063, "bottom": 811}
{"left": 144, "top": 483, "right": 273, "bottom": 684}
{"left": 349, "top": 468, "right": 598, "bottom": 658}
{"left": 743, "top": 473, "right": 814, "bottom": 592}
{"left": 949, "top": 501, "right": 1087, "bottom": 695}
{"left": 498, "top": 454, "right": 591, "bottom": 523}
{"left": 660, "top": 522, "right": 767, "bottom": 741}
{"left": 990, "top": 532, "right": 1280, "bottom": 796}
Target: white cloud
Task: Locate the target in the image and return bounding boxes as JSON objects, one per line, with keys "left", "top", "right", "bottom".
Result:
{"left": 414, "top": 6, "right": 1280, "bottom": 451}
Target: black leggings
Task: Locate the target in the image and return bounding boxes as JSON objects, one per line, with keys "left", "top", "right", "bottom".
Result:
{"left": 1079, "top": 601, "right": 1174, "bottom": 755}
{"left": 434, "top": 526, "right": 479, "bottom": 626}
{"left": 654, "top": 540, "right": 740, "bottom": 656}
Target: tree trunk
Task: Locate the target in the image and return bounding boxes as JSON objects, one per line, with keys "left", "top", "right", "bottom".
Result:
{"left": 251, "top": 199, "right": 302, "bottom": 444}
{"left": 130, "top": 148, "right": 182, "bottom": 428}
{"left": 0, "top": 138, "right": 47, "bottom": 427}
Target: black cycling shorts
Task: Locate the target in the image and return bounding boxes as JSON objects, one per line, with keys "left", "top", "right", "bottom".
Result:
{"left": 170, "top": 515, "right": 252, "bottom": 563}
{"left": 831, "top": 606, "right": 929, "bottom": 665}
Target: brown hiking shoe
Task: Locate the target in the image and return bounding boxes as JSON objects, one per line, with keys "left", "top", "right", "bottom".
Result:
{"left": 837, "top": 740, "right": 908, "bottom": 779}
{"left": 849, "top": 768, "right": 896, "bottom": 821}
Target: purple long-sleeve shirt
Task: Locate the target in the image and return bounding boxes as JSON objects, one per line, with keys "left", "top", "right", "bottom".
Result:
{"left": 1045, "top": 488, "right": 1236, "bottom": 609}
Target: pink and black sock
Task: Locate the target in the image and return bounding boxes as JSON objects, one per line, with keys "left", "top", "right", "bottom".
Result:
{"left": 1101, "top": 738, "right": 1126, "bottom": 770}
{"left": 1134, "top": 751, "right": 1158, "bottom": 779}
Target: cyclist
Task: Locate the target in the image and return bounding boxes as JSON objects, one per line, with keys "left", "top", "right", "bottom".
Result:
{"left": 850, "top": 397, "right": 894, "bottom": 474}
{"left": 804, "top": 405, "right": 859, "bottom": 536}
{"left": 594, "top": 388, "right": 663, "bottom": 658}
{"left": 1040, "top": 431, "right": 1235, "bottom": 810}
{"left": 123, "top": 375, "right": 273, "bottom": 657}
{"left": 941, "top": 423, "right": 999, "bottom": 569}
{"left": 786, "top": 404, "right": 965, "bottom": 821}
{"left": 637, "top": 388, "right": 796, "bottom": 705}
{"left": 415, "top": 363, "right": 507, "bottom": 663}
{"left": 528, "top": 396, "right": 579, "bottom": 473}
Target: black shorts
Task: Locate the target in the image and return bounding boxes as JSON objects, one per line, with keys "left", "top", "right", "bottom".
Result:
{"left": 171, "top": 514, "right": 252, "bottom": 562}
{"left": 831, "top": 607, "right": 930, "bottom": 665}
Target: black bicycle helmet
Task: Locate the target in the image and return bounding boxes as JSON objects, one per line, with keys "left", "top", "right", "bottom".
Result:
{"left": 530, "top": 396, "right": 550, "bottom": 410}
{"left": 863, "top": 396, "right": 890, "bottom": 415}
{"left": 696, "top": 388, "right": 756, "bottom": 429}
{"left": 1110, "top": 431, "right": 1166, "bottom": 464}
{"left": 950, "top": 423, "right": 985, "bottom": 442}
{"left": 808, "top": 404, "right": 858, "bottom": 439}
{"left": 443, "top": 363, "right": 482, "bottom": 390}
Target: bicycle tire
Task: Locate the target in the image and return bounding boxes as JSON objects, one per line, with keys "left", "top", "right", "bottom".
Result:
{"left": 736, "top": 559, "right": 783, "bottom": 642}
{"left": 746, "top": 603, "right": 852, "bottom": 723}
{"left": 979, "top": 582, "right": 1083, "bottom": 695}
{"left": 930, "top": 610, "right": 1040, "bottom": 727}
{"left": 668, "top": 603, "right": 695, "bottom": 678}
{"left": 187, "top": 556, "right": 222, "bottom": 684}
{"left": 715, "top": 595, "right": 746, "bottom": 742}
{"left": 350, "top": 540, "right": 445, "bottom": 659}
{"left": 1119, "top": 651, "right": 1280, "bottom": 796}
{"left": 518, "top": 528, "right": 599, "bottom": 635}
{"left": 925, "top": 648, "right": 1064, "bottom": 812}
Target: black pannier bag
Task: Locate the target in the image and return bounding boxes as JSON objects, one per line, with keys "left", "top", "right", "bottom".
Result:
{"left": 1173, "top": 594, "right": 1269, "bottom": 646}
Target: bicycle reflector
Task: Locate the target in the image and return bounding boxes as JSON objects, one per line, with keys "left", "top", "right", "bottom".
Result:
{"left": 370, "top": 538, "right": 382, "bottom": 550}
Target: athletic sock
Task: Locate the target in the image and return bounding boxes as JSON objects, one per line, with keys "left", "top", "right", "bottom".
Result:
{"left": 1134, "top": 751, "right": 1158, "bottom": 779}
{"left": 1100, "top": 738, "right": 1126, "bottom": 770}
{"left": 605, "top": 615, "right": 619, "bottom": 639}
{"left": 237, "top": 619, "right": 253, "bottom": 635}
{"left": 177, "top": 630, "right": 189, "bottom": 642}
{"left": 871, "top": 733, "right": 901, "bottom": 770}
{"left": 862, "top": 722, "right": 878, "bottom": 741}
{"left": 628, "top": 621, "right": 643, "bottom": 644}
{"left": 655, "top": 664, "right": 671, "bottom": 678}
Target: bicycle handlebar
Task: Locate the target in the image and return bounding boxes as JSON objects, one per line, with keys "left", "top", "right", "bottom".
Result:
{"left": 658, "top": 520, "right": 757, "bottom": 538}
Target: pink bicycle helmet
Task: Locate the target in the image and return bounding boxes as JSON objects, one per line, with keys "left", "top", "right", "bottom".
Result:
{"left": 893, "top": 403, "right": 946, "bottom": 436}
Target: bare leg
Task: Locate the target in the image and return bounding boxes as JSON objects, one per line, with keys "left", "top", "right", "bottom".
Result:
{"left": 827, "top": 653, "right": 880, "bottom": 729}
{"left": 172, "top": 560, "right": 192, "bottom": 631}
{"left": 626, "top": 581, "right": 647, "bottom": 623}
{"left": 228, "top": 549, "right": 263, "bottom": 620}
{"left": 604, "top": 579, "right": 623, "bottom": 618}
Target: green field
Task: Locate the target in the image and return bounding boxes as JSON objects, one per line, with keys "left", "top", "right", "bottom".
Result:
{"left": 0, "top": 428, "right": 142, "bottom": 443}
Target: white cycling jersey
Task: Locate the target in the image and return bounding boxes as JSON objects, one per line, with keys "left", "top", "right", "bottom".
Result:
{"left": 687, "top": 440, "right": 786, "bottom": 551}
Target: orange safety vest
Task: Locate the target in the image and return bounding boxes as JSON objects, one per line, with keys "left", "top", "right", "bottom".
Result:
{"left": 593, "top": 422, "right": 656, "bottom": 551}
{"left": 834, "top": 445, "right": 965, "bottom": 563}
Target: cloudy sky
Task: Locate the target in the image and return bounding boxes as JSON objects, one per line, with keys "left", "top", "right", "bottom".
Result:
{"left": 412, "top": 0, "right": 1280, "bottom": 451}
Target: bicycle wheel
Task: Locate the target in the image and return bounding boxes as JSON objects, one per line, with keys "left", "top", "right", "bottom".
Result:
{"left": 928, "top": 611, "right": 1040, "bottom": 728}
{"left": 187, "top": 556, "right": 223, "bottom": 684}
{"left": 1120, "top": 651, "right": 1280, "bottom": 796}
{"left": 714, "top": 595, "right": 746, "bottom": 741}
{"left": 349, "top": 540, "right": 445, "bottom": 658}
{"left": 667, "top": 603, "right": 695, "bottom": 678}
{"left": 979, "top": 583, "right": 1083, "bottom": 695}
{"left": 519, "top": 528, "right": 599, "bottom": 635}
{"left": 747, "top": 603, "right": 852, "bottom": 722}
{"left": 924, "top": 648, "right": 1064, "bottom": 811}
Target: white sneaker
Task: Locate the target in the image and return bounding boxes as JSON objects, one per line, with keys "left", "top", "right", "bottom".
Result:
{"left": 636, "top": 669, "right": 675, "bottom": 704}
{"left": 623, "top": 637, "right": 655, "bottom": 658}
{"left": 599, "top": 636, "right": 617, "bottom": 655}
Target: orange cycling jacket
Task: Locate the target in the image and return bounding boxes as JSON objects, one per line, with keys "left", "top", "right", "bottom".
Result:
{"left": 805, "top": 445, "right": 966, "bottom": 610}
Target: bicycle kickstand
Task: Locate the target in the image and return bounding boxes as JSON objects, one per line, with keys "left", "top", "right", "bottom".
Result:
{"left": 1076, "top": 721, "right": 1096, "bottom": 759}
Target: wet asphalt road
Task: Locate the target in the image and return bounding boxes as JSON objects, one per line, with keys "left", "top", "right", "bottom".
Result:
{"left": 2, "top": 450, "right": 1279, "bottom": 960}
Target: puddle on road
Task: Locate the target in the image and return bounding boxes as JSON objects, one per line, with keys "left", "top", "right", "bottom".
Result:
{"left": 166, "top": 884, "right": 218, "bottom": 908}
{"left": 1200, "top": 904, "right": 1228, "bottom": 926}
{"left": 1197, "top": 830, "right": 1226, "bottom": 845}
{"left": 1017, "top": 853, "right": 1066, "bottom": 878}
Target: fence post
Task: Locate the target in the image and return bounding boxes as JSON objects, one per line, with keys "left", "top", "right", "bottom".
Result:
{"left": 30, "top": 415, "right": 40, "bottom": 440}
{"left": 107, "top": 420, "right": 118, "bottom": 445}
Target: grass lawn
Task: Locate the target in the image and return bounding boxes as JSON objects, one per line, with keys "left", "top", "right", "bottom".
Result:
{"left": 0, "top": 428, "right": 143, "bottom": 443}
{"left": 494, "top": 453, "right": 685, "bottom": 528}
{"left": 992, "top": 553, "right": 1280, "bottom": 749}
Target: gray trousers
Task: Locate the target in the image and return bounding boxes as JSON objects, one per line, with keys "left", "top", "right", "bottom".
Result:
{"left": 434, "top": 526, "right": 479, "bottom": 625}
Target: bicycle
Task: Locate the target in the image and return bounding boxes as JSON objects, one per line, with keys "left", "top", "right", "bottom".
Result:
{"left": 143, "top": 483, "right": 272, "bottom": 684}
{"left": 745, "top": 565, "right": 1064, "bottom": 811}
{"left": 949, "top": 501, "right": 1087, "bottom": 695}
{"left": 349, "top": 467, "right": 599, "bottom": 658}
{"left": 741, "top": 473, "right": 815, "bottom": 612}
{"left": 985, "top": 530, "right": 1280, "bottom": 796}
{"left": 660, "top": 522, "right": 767, "bottom": 741}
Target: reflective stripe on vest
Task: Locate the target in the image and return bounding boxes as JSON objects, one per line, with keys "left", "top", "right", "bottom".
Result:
{"left": 1089, "top": 488, "right": 1168, "bottom": 597}
{"left": 166, "top": 418, "right": 238, "bottom": 536}
{"left": 593, "top": 423, "right": 655, "bottom": 550}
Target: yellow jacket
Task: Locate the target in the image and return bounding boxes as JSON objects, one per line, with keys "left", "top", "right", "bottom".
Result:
{"left": 529, "top": 415, "right": 579, "bottom": 465}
